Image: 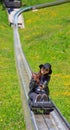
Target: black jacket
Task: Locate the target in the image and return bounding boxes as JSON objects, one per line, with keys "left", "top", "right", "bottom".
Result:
{"left": 29, "top": 74, "right": 51, "bottom": 95}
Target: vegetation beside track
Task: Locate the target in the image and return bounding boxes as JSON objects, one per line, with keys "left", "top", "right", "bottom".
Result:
{"left": 22, "top": 0, "right": 54, "bottom": 6}
{"left": 19, "top": 3, "right": 70, "bottom": 123}
{"left": 0, "top": 4, "right": 26, "bottom": 130}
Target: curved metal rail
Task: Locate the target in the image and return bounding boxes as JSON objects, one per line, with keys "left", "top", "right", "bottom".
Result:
{"left": 14, "top": 0, "right": 70, "bottom": 26}
{"left": 13, "top": 1, "right": 70, "bottom": 130}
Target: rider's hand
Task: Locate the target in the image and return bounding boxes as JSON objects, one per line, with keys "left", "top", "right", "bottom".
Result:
{"left": 39, "top": 84, "right": 44, "bottom": 90}
{"left": 32, "top": 73, "right": 40, "bottom": 83}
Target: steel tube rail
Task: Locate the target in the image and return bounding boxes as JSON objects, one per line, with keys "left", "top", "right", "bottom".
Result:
{"left": 14, "top": 27, "right": 38, "bottom": 130}
{"left": 13, "top": 1, "right": 70, "bottom": 130}
{"left": 14, "top": 0, "right": 70, "bottom": 25}
{"left": 52, "top": 101, "right": 70, "bottom": 129}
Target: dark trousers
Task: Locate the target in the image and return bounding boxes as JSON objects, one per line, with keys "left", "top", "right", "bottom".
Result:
{"left": 28, "top": 91, "right": 46, "bottom": 103}
{"left": 28, "top": 92, "right": 38, "bottom": 102}
{"left": 28, "top": 78, "right": 49, "bottom": 103}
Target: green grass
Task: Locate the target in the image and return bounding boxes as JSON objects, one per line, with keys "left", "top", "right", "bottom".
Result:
{"left": 22, "top": 0, "right": 54, "bottom": 6}
{"left": 0, "top": 4, "right": 26, "bottom": 130}
{"left": 19, "top": 3, "right": 70, "bottom": 122}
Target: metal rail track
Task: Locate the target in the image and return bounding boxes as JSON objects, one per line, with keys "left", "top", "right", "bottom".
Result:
{"left": 13, "top": 1, "right": 70, "bottom": 130}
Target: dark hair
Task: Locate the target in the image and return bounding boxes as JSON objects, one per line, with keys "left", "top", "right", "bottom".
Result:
{"left": 39, "top": 63, "right": 52, "bottom": 74}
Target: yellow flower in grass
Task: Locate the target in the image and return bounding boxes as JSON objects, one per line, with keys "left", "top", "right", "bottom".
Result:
{"left": 64, "top": 83, "right": 70, "bottom": 87}
{"left": 0, "top": 119, "right": 3, "bottom": 122}
{"left": 51, "top": 11, "right": 57, "bottom": 17}
{"left": 52, "top": 92, "right": 59, "bottom": 97}
{"left": 26, "top": 19, "right": 32, "bottom": 24}
{"left": 52, "top": 74, "right": 61, "bottom": 77}
{"left": 66, "top": 31, "right": 70, "bottom": 35}
{"left": 25, "top": 35, "right": 30, "bottom": 39}
{"left": 63, "top": 91, "right": 70, "bottom": 96}
{"left": 0, "top": 25, "right": 5, "bottom": 29}
{"left": 62, "top": 75, "right": 70, "bottom": 78}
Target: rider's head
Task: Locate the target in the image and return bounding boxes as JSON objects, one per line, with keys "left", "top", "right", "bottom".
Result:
{"left": 39, "top": 63, "right": 52, "bottom": 75}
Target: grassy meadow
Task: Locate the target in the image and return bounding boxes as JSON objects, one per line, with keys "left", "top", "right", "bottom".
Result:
{"left": 19, "top": 3, "right": 70, "bottom": 122}
{"left": 0, "top": 4, "right": 26, "bottom": 130}
{"left": 22, "top": 0, "right": 54, "bottom": 6}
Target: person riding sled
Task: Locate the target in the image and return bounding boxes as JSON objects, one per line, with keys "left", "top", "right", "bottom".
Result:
{"left": 28, "top": 63, "right": 52, "bottom": 103}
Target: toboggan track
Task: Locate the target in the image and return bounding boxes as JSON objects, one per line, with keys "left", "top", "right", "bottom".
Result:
{"left": 13, "top": 0, "right": 70, "bottom": 130}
